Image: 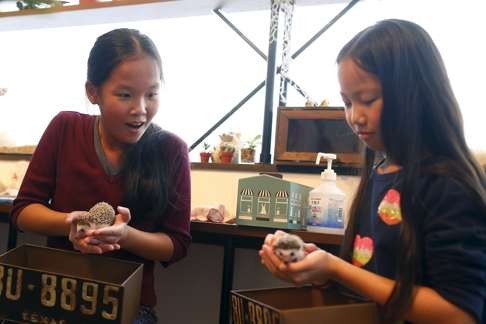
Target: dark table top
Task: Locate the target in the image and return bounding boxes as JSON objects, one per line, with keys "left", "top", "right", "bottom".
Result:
{"left": 0, "top": 195, "right": 14, "bottom": 215}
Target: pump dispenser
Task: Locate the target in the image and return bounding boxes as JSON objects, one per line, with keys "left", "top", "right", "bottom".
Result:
{"left": 307, "top": 153, "right": 346, "bottom": 234}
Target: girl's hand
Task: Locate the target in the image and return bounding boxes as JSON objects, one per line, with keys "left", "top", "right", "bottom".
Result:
{"left": 66, "top": 211, "right": 119, "bottom": 254}
{"left": 259, "top": 231, "right": 334, "bottom": 286}
{"left": 88, "top": 206, "right": 131, "bottom": 246}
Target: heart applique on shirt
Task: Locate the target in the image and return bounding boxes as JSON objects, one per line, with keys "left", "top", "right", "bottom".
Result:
{"left": 352, "top": 235, "right": 374, "bottom": 267}
{"left": 378, "top": 188, "right": 402, "bottom": 225}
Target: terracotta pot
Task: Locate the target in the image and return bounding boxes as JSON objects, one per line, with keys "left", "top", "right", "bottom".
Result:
{"left": 199, "top": 152, "right": 211, "bottom": 163}
{"left": 219, "top": 151, "right": 234, "bottom": 164}
{"left": 240, "top": 148, "right": 255, "bottom": 163}
{"left": 79, "top": 0, "right": 98, "bottom": 5}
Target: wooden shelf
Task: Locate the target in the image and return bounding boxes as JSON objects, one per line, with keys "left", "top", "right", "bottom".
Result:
{"left": 0, "top": 0, "right": 174, "bottom": 18}
{"left": 192, "top": 162, "right": 277, "bottom": 172}
{"left": 0, "top": 0, "right": 350, "bottom": 31}
{"left": 192, "top": 161, "right": 360, "bottom": 175}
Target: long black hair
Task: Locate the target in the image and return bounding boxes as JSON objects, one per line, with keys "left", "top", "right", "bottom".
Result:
{"left": 87, "top": 28, "right": 171, "bottom": 223}
{"left": 337, "top": 19, "right": 486, "bottom": 321}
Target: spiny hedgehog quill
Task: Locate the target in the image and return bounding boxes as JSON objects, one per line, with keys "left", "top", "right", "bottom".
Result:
{"left": 273, "top": 232, "right": 305, "bottom": 263}
{"left": 77, "top": 201, "right": 116, "bottom": 233}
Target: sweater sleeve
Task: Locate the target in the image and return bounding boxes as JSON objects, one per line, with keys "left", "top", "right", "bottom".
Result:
{"left": 421, "top": 177, "right": 486, "bottom": 323}
{"left": 10, "top": 112, "right": 66, "bottom": 226}
{"left": 157, "top": 135, "right": 192, "bottom": 266}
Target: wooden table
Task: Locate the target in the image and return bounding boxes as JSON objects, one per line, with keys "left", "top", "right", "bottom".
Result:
{"left": 190, "top": 221, "right": 342, "bottom": 324}
{"left": 0, "top": 198, "right": 343, "bottom": 324}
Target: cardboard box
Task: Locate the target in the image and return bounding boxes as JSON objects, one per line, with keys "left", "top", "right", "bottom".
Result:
{"left": 236, "top": 175, "right": 312, "bottom": 230}
{"left": 231, "top": 286, "right": 379, "bottom": 324}
{"left": 0, "top": 244, "right": 143, "bottom": 324}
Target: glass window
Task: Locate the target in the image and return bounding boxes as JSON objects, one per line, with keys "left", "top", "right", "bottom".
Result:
{"left": 0, "top": 0, "right": 484, "bottom": 162}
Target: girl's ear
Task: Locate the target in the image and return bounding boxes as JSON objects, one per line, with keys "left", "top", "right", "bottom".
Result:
{"left": 85, "top": 81, "right": 99, "bottom": 105}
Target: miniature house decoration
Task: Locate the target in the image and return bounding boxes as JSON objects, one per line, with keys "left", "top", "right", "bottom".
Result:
{"left": 236, "top": 174, "right": 312, "bottom": 229}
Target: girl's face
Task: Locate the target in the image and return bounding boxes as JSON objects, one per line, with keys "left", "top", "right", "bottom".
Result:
{"left": 338, "top": 58, "right": 385, "bottom": 152}
{"left": 87, "top": 54, "right": 161, "bottom": 150}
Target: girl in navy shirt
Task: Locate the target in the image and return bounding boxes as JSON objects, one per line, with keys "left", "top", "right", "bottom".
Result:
{"left": 260, "top": 19, "right": 485, "bottom": 323}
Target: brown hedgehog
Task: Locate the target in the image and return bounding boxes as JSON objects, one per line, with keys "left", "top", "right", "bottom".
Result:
{"left": 77, "top": 202, "right": 116, "bottom": 232}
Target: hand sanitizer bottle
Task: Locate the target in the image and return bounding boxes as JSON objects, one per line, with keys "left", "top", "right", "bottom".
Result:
{"left": 307, "top": 153, "right": 346, "bottom": 234}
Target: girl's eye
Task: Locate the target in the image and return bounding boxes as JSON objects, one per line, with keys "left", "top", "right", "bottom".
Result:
{"left": 116, "top": 93, "right": 131, "bottom": 99}
{"left": 147, "top": 92, "right": 159, "bottom": 99}
{"left": 343, "top": 101, "right": 352, "bottom": 109}
{"left": 363, "top": 98, "right": 376, "bottom": 106}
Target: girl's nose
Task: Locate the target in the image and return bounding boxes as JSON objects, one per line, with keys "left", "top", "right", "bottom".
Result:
{"left": 350, "top": 105, "right": 366, "bottom": 126}
{"left": 131, "top": 98, "right": 147, "bottom": 114}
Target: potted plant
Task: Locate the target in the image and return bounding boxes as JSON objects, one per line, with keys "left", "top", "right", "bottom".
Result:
{"left": 240, "top": 134, "right": 261, "bottom": 163}
{"left": 219, "top": 143, "right": 235, "bottom": 164}
{"left": 16, "top": 0, "right": 67, "bottom": 10}
{"left": 199, "top": 142, "right": 212, "bottom": 163}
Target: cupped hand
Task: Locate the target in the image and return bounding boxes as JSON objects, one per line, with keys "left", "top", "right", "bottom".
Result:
{"left": 66, "top": 211, "right": 120, "bottom": 254}
{"left": 259, "top": 230, "right": 334, "bottom": 286}
{"left": 87, "top": 206, "right": 131, "bottom": 246}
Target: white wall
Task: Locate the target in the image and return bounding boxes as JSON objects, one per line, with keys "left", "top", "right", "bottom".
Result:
{"left": 190, "top": 168, "right": 359, "bottom": 219}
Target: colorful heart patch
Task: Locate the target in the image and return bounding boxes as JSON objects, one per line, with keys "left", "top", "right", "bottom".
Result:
{"left": 352, "top": 235, "right": 374, "bottom": 267}
{"left": 378, "top": 189, "right": 402, "bottom": 225}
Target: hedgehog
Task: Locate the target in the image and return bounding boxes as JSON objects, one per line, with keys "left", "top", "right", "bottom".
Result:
{"left": 273, "top": 232, "right": 305, "bottom": 263}
{"left": 77, "top": 202, "right": 116, "bottom": 233}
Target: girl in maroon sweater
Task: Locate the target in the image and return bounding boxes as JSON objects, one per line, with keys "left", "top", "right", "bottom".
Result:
{"left": 11, "top": 28, "right": 191, "bottom": 323}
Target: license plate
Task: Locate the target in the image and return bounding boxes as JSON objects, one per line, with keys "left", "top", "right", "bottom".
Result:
{"left": 0, "top": 265, "right": 122, "bottom": 323}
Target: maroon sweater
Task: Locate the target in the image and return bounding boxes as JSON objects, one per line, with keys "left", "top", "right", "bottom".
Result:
{"left": 11, "top": 111, "right": 192, "bottom": 307}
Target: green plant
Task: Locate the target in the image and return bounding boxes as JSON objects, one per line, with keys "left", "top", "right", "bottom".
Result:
{"left": 244, "top": 134, "right": 262, "bottom": 150}
{"left": 202, "top": 142, "right": 211, "bottom": 152}
{"left": 16, "top": 0, "right": 67, "bottom": 10}
{"left": 220, "top": 143, "right": 235, "bottom": 153}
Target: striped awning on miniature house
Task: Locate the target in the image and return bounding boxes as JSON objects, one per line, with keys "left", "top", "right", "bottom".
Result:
{"left": 241, "top": 188, "right": 254, "bottom": 196}
{"left": 258, "top": 189, "right": 271, "bottom": 198}
{"left": 236, "top": 174, "right": 313, "bottom": 230}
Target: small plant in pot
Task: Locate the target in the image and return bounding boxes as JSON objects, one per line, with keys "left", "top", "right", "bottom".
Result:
{"left": 16, "top": 0, "right": 67, "bottom": 10}
{"left": 240, "top": 134, "right": 261, "bottom": 163}
{"left": 219, "top": 143, "right": 235, "bottom": 164}
{"left": 199, "top": 142, "right": 212, "bottom": 163}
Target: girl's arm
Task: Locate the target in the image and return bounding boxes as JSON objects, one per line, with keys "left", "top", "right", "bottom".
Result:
{"left": 119, "top": 226, "right": 175, "bottom": 262}
{"left": 17, "top": 203, "right": 120, "bottom": 254}
{"left": 330, "top": 254, "right": 476, "bottom": 324}
{"left": 11, "top": 114, "right": 64, "bottom": 233}
{"left": 260, "top": 240, "right": 476, "bottom": 324}
{"left": 17, "top": 203, "right": 70, "bottom": 236}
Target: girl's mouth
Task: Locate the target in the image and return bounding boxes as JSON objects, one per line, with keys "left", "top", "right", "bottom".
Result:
{"left": 358, "top": 132, "right": 373, "bottom": 140}
{"left": 126, "top": 122, "right": 144, "bottom": 129}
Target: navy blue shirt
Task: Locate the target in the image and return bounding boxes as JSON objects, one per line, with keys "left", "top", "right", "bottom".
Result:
{"left": 352, "top": 169, "right": 485, "bottom": 323}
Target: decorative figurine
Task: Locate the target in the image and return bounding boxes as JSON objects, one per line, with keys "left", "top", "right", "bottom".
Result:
{"left": 319, "top": 98, "right": 330, "bottom": 107}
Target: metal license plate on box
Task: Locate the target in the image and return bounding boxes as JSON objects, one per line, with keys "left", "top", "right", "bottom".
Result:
{"left": 0, "top": 244, "right": 143, "bottom": 324}
{"left": 231, "top": 286, "right": 379, "bottom": 324}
